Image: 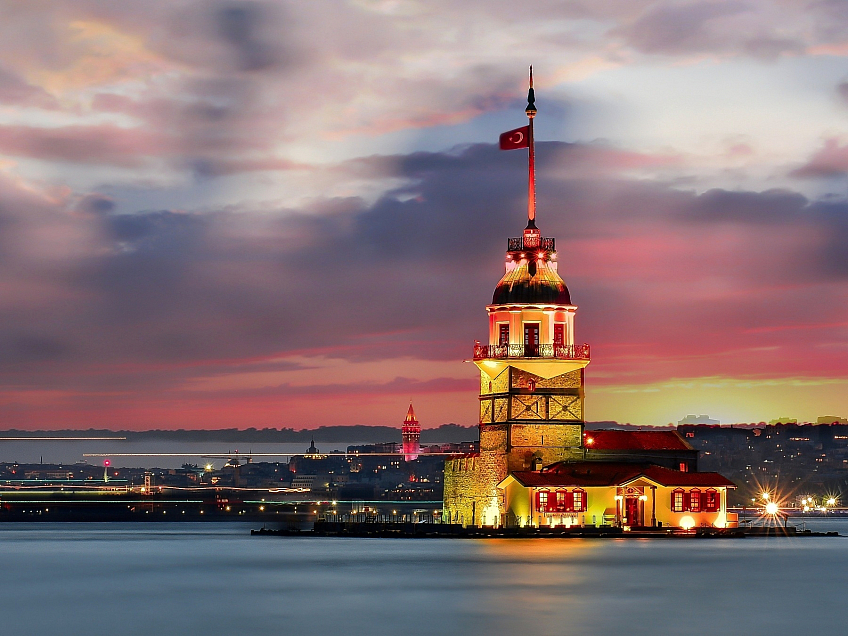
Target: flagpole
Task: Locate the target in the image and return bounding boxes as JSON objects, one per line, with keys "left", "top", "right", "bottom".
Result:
{"left": 526, "top": 66, "right": 537, "bottom": 225}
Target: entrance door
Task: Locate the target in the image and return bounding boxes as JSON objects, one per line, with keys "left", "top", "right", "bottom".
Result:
{"left": 624, "top": 497, "right": 641, "bottom": 527}
{"left": 524, "top": 323, "right": 540, "bottom": 357}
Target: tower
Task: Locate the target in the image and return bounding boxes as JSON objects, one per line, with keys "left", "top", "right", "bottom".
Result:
{"left": 443, "top": 68, "right": 591, "bottom": 527}
{"left": 402, "top": 403, "right": 421, "bottom": 461}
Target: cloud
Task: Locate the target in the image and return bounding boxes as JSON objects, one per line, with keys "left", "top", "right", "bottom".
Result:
{"left": 0, "top": 66, "right": 58, "bottom": 107}
{"left": 791, "top": 138, "right": 848, "bottom": 179}
{"left": 611, "top": 1, "right": 751, "bottom": 56}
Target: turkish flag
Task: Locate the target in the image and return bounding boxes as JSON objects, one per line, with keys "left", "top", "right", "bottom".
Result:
{"left": 499, "top": 126, "right": 530, "bottom": 150}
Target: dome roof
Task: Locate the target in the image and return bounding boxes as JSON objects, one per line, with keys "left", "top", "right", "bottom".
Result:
{"left": 492, "top": 258, "right": 571, "bottom": 305}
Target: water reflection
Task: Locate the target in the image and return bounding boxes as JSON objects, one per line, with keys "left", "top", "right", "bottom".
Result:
{"left": 0, "top": 524, "right": 846, "bottom": 636}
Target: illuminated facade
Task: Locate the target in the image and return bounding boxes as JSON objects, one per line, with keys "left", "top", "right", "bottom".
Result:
{"left": 402, "top": 403, "right": 421, "bottom": 461}
{"left": 442, "top": 70, "right": 736, "bottom": 530}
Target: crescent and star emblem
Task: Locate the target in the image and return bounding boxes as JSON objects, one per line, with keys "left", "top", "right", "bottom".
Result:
{"left": 510, "top": 131, "right": 524, "bottom": 144}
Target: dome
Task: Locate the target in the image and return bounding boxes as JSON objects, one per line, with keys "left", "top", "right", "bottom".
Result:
{"left": 492, "top": 258, "right": 571, "bottom": 305}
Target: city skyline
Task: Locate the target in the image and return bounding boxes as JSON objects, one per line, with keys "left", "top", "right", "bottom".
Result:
{"left": 0, "top": 1, "right": 846, "bottom": 429}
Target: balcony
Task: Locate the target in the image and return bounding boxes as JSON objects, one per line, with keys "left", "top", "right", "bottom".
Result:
{"left": 473, "top": 342, "right": 590, "bottom": 361}
{"left": 508, "top": 236, "right": 555, "bottom": 252}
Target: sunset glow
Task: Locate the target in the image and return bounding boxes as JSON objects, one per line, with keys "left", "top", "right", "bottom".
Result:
{"left": 0, "top": 2, "right": 846, "bottom": 430}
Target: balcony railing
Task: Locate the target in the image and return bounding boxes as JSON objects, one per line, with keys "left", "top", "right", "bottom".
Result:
{"left": 507, "top": 237, "right": 556, "bottom": 252}
{"left": 473, "top": 342, "right": 590, "bottom": 361}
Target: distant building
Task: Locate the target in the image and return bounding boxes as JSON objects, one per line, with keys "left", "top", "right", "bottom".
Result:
{"left": 291, "top": 474, "right": 316, "bottom": 491}
{"left": 817, "top": 415, "right": 848, "bottom": 425}
{"left": 402, "top": 403, "right": 421, "bottom": 461}
{"left": 769, "top": 417, "right": 798, "bottom": 425}
{"left": 304, "top": 439, "right": 325, "bottom": 459}
{"left": 678, "top": 414, "right": 720, "bottom": 425}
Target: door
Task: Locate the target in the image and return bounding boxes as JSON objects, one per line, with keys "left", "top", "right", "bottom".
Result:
{"left": 553, "top": 323, "right": 565, "bottom": 357}
{"left": 524, "top": 323, "right": 539, "bottom": 357}
{"left": 498, "top": 324, "right": 509, "bottom": 348}
{"left": 624, "top": 497, "right": 641, "bottom": 527}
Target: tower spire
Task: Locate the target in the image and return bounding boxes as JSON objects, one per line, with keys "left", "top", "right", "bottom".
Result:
{"left": 526, "top": 66, "right": 537, "bottom": 226}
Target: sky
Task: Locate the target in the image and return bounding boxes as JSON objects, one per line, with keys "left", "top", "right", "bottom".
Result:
{"left": 0, "top": 0, "right": 846, "bottom": 430}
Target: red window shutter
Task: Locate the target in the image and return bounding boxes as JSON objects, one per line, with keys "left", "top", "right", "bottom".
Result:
{"left": 565, "top": 490, "right": 574, "bottom": 511}
{"left": 683, "top": 491, "right": 691, "bottom": 511}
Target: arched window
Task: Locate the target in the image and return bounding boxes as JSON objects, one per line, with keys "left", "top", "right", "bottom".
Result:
{"left": 671, "top": 488, "right": 685, "bottom": 512}
{"left": 689, "top": 489, "right": 701, "bottom": 513}
{"left": 572, "top": 488, "right": 587, "bottom": 512}
{"left": 704, "top": 488, "right": 719, "bottom": 512}
{"left": 536, "top": 490, "right": 550, "bottom": 512}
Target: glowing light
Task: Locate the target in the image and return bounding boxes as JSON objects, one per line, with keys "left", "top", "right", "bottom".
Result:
{"left": 585, "top": 436, "right": 594, "bottom": 445}
{"left": 801, "top": 498, "right": 808, "bottom": 505}
{"left": 680, "top": 516, "right": 696, "bottom": 530}
{"left": 639, "top": 495, "right": 648, "bottom": 501}
{"left": 103, "top": 459, "right": 111, "bottom": 467}
{"left": 614, "top": 495, "right": 623, "bottom": 501}
{"left": 205, "top": 464, "right": 213, "bottom": 471}
{"left": 827, "top": 498, "right": 836, "bottom": 506}
{"left": 765, "top": 502, "right": 779, "bottom": 515}
{"left": 761, "top": 492, "right": 770, "bottom": 500}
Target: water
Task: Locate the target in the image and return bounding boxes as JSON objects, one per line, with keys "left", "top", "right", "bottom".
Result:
{"left": 2, "top": 520, "right": 847, "bottom": 635}
{"left": 0, "top": 440, "right": 363, "bottom": 468}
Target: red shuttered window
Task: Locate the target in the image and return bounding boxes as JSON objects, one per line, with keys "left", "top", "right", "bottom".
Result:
{"left": 556, "top": 490, "right": 568, "bottom": 511}
{"left": 672, "top": 489, "right": 685, "bottom": 512}
{"left": 689, "top": 489, "right": 701, "bottom": 513}
{"left": 572, "top": 489, "right": 587, "bottom": 512}
{"left": 536, "top": 490, "right": 549, "bottom": 512}
{"left": 705, "top": 489, "right": 719, "bottom": 512}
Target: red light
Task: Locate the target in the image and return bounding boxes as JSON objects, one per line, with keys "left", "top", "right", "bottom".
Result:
{"left": 104, "top": 459, "right": 111, "bottom": 467}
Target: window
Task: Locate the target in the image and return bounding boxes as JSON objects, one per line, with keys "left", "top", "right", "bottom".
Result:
{"left": 679, "top": 462, "right": 688, "bottom": 472}
{"left": 556, "top": 490, "right": 568, "bottom": 511}
{"left": 689, "top": 489, "right": 701, "bottom": 513}
{"left": 572, "top": 489, "right": 586, "bottom": 512}
{"left": 704, "top": 489, "right": 719, "bottom": 512}
{"left": 498, "top": 324, "right": 509, "bottom": 347}
{"left": 672, "top": 489, "right": 685, "bottom": 512}
{"left": 536, "top": 490, "right": 549, "bottom": 512}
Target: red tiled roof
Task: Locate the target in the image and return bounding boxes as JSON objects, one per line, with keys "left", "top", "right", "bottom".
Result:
{"left": 583, "top": 430, "right": 693, "bottom": 451}
{"left": 509, "top": 462, "right": 735, "bottom": 488}
{"left": 639, "top": 465, "right": 735, "bottom": 487}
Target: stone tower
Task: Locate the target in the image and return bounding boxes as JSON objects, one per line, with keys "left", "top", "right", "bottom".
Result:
{"left": 443, "top": 68, "right": 590, "bottom": 527}
{"left": 402, "top": 403, "right": 421, "bottom": 461}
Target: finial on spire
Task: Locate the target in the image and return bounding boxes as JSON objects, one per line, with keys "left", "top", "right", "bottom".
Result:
{"left": 526, "top": 66, "right": 536, "bottom": 118}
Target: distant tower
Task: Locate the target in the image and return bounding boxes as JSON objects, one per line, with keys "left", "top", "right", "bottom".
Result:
{"left": 402, "top": 403, "right": 421, "bottom": 461}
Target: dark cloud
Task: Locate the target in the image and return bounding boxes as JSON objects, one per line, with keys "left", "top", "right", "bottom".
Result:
{"left": 611, "top": 1, "right": 750, "bottom": 55}
{"left": 1, "top": 141, "right": 846, "bottom": 375}
{"left": 0, "top": 66, "right": 57, "bottom": 107}
{"left": 683, "top": 188, "right": 807, "bottom": 223}
{"left": 216, "top": 2, "right": 281, "bottom": 71}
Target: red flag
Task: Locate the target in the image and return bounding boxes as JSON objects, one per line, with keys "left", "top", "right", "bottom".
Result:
{"left": 499, "top": 126, "right": 530, "bottom": 150}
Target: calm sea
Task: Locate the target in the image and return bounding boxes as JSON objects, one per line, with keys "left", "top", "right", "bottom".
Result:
{"left": 0, "top": 440, "right": 363, "bottom": 468}
{"left": 1, "top": 519, "right": 847, "bottom": 635}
